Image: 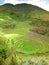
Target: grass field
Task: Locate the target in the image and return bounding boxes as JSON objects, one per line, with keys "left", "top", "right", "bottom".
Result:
{"left": 0, "top": 3, "right": 49, "bottom": 65}
{"left": 0, "top": 27, "right": 49, "bottom": 65}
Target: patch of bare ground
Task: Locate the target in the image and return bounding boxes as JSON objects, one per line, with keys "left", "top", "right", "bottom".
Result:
{"left": 25, "top": 31, "right": 49, "bottom": 43}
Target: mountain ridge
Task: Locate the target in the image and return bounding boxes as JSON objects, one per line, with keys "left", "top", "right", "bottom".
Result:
{"left": 0, "top": 3, "right": 49, "bottom": 12}
{"left": 0, "top": 3, "right": 49, "bottom": 21}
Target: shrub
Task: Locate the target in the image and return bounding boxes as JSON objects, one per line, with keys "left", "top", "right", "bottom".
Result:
{"left": 1, "top": 21, "right": 16, "bottom": 29}
{"left": 0, "top": 58, "right": 5, "bottom": 65}
{"left": 30, "top": 27, "right": 49, "bottom": 35}
{"left": 29, "top": 19, "right": 49, "bottom": 27}
{"left": 0, "top": 36, "right": 8, "bottom": 59}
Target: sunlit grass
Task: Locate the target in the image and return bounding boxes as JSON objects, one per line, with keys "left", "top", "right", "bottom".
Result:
{"left": 4, "top": 34, "right": 23, "bottom": 39}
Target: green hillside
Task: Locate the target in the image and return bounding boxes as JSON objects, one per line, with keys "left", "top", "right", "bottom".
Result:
{"left": 0, "top": 3, "right": 49, "bottom": 65}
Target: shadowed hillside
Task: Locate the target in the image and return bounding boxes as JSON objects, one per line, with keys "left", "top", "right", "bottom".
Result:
{"left": 0, "top": 3, "right": 49, "bottom": 21}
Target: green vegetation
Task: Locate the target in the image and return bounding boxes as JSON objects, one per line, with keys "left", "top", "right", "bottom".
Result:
{"left": 0, "top": 3, "right": 49, "bottom": 65}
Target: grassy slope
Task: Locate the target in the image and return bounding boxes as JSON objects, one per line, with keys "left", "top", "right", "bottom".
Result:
{"left": 0, "top": 3, "right": 49, "bottom": 60}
